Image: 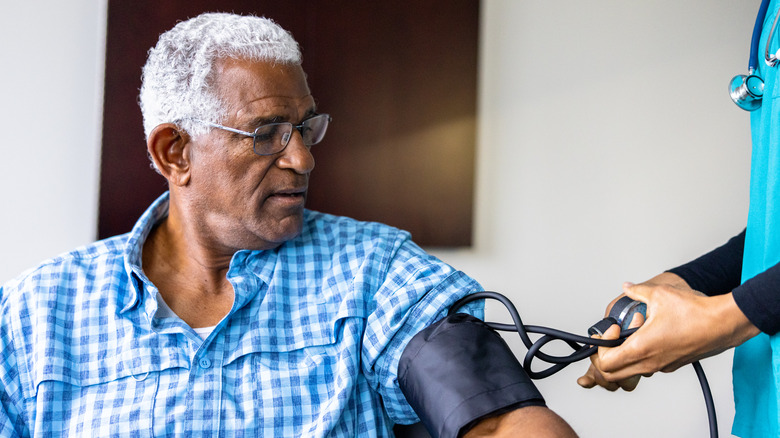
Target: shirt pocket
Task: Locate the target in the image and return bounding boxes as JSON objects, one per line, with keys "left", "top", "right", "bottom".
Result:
{"left": 26, "top": 344, "right": 188, "bottom": 437}
{"left": 242, "top": 318, "right": 365, "bottom": 433}
{"left": 251, "top": 338, "right": 343, "bottom": 372}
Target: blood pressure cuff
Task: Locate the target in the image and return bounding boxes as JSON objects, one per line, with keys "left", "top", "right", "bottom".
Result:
{"left": 398, "top": 313, "right": 545, "bottom": 438}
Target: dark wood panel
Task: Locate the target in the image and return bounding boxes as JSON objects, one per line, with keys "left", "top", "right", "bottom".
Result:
{"left": 100, "top": 0, "right": 478, "bottom": 246}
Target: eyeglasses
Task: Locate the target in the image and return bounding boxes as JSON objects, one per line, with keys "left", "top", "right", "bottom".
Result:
{"left": 199, "top": 113, "right": 331, "bottom": 156}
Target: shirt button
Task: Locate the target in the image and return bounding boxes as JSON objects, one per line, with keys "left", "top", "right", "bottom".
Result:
{"left": 198, "top": 358, "right": 212, "bottom": 369}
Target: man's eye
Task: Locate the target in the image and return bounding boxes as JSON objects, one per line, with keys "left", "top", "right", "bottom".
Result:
{"left": 254, "top": 124, "right": 281, "bottom": 143}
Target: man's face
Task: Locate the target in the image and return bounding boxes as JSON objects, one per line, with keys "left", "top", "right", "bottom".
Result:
{"left": 185, "top": 59, "right": 317, "bottom": 252}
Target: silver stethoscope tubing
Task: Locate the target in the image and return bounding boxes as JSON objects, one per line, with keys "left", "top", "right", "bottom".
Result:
{"left": 730, "top": 0, "right": 780, "bottom": 110}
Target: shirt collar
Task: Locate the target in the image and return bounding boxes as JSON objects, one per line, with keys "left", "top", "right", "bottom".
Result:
{"left": 118, "top": 191, "right": 281, "bottom": 315}
{"left": 120, "top": 191, "right": 171, "bottom": 313}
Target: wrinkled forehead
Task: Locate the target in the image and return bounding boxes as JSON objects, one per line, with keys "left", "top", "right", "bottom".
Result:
{"left": 213, "top": 58, "right": 314, "bottom": 122}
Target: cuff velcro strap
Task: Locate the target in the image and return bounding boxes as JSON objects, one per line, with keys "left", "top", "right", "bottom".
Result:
{"left": 398, "top": 313, "right": 545, "bottom": 438}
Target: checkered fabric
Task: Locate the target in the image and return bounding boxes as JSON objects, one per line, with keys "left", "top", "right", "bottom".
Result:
{"left": 0, "top": 192, "right": 483, "bottom": 437}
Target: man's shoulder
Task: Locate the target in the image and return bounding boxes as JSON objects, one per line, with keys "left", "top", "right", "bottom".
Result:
{"left": 1, "top": 233, "right": 129, "bottom": 304}
{"left": 302, "top": 209, "right": 410, "bottom": 244}
{"left": 0, "top": 233, "right": 139, "bottom": 402}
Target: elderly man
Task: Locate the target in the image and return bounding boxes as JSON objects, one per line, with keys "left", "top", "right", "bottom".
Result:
{"left": 0, "top": 13, "right": 575, "bottom": 437}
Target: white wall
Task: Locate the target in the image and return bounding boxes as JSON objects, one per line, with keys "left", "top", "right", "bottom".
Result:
{"left": 0, "top": 0, "right": 107, "bottom": 282}
{"left": 433, "top": 1, "right": 754, "bottom": 437}
{"left": 0, "top": 1, "right": 756, "bottom": 436}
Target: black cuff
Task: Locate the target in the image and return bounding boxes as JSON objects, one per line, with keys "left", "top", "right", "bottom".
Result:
{"left": 398, "top": 313, "right": 545, "bottom": 438}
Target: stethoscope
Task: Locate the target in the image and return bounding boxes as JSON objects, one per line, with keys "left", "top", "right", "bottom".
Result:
{"left": 730, "top": 0, "right": 780, "bottom": 110}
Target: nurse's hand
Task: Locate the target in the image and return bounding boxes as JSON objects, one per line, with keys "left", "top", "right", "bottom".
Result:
{"left": 578, "top": 272, "right": 693, "bottom": 391}
{"left": 581, "top": 275, "right": 760, "bottom": 386}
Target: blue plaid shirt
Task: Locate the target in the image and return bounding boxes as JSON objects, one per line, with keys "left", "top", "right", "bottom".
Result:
{"left": 0, "top": 193, "right": 482, "bottom": 437}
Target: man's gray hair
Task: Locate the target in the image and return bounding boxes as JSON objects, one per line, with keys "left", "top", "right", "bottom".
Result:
{"left": 139, "top": 12, "right": 302, "bottom": 140}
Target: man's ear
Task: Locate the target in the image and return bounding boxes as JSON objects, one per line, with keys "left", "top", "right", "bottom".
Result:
{"left": 147, "top": 123, "right": 192, "bottom": 186}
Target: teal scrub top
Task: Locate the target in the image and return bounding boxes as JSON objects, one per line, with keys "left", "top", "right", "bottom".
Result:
{"left": 734, "top": 0, "right": 780, "bottom": 436}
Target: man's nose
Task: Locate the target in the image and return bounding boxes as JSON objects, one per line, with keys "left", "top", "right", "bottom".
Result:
{"left": 276, "top": 129, "right": 315, "bottom": 174}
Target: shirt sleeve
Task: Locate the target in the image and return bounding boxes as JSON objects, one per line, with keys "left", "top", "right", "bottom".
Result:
{"left": 666, "top": 230, "right": 745, "bottom": 296}
{"left": 360, "top": 237, "right": 484, "bottom": 425}
{"left": 0, "top": 287, "right": 29, "bottom": 438}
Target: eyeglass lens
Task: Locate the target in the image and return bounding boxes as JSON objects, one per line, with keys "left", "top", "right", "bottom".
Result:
{"left": 252, "top": 114, "right": 330, "bottom": 155}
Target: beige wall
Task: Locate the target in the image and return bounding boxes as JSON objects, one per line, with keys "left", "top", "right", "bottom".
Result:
{"left": 0, "top": 1, "right": 756, "bottom": 436}
{"left": 433, "top": 1, "right": 753, "bottom": 436}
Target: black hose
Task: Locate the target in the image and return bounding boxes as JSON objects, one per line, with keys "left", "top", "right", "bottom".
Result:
{"left": 449, "top": 291, "right": 718, "bottom": 438}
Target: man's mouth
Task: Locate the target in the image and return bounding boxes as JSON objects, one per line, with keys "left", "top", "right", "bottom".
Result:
{"left": 268, "top": 188, "right": 307, "bottom": 203}
{"left": 272, "top": 189, "right": 306, "bottom": 197}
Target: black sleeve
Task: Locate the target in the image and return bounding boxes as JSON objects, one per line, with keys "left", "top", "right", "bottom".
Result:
{"left": 666, "top": 230, "right": 745, "bottom": 296}
{"left": 732, "top": 262, "right": 780, "bottom": 335}
{"left": 666, "top": 229, "right": 780, "bottom": 335}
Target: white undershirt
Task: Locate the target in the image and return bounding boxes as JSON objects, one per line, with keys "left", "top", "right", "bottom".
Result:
{"left": 155, "top": 293, "right": 216, "bottom": 339}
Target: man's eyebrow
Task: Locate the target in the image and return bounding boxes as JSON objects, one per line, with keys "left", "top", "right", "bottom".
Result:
{"left": 245, "top": 107, "right": 318, "bottom": 128}
{"left": 245, "top": 115, "right": 285, "bottom": 129}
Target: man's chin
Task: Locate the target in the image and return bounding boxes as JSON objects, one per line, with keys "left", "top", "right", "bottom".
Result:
{"left": 251, "top": 215, "right": 305, "bottom": 249}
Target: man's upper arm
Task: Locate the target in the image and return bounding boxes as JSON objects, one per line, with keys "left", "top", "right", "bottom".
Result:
{"left": 360, "top": 237, "right": 484, "bottom": 423}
